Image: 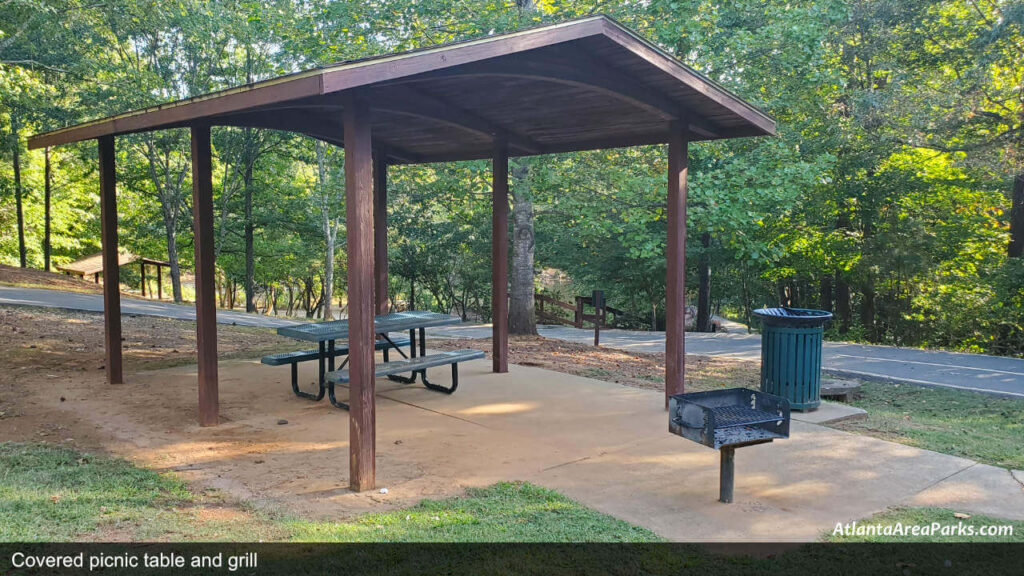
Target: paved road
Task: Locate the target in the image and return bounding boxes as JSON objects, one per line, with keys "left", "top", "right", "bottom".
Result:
{"left": 0, "top": 285, "right": 300, "bottom": 328}
{"left": 430, "top": 323, "right": 1024, "bottom": 398}
{"left": 3, "top": 285, "right": 1022, "bottom": 397}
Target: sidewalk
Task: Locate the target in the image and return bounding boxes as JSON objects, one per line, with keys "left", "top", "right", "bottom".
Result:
{"left": 0, "top": 285, "right": 300, "bottom": 328}
{"left": 52, "top": 357, "right": 1024, "bottom": 541}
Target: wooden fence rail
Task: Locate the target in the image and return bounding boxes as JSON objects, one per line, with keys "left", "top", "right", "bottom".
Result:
{"left": 534, "top": 290, "right": 618, "bottom": 345}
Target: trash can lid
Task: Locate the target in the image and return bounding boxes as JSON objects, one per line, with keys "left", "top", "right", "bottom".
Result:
{"left": 753, "top": 307, "right": 833, "bottom": 327}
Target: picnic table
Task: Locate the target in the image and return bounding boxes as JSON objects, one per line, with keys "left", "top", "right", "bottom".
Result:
{"left": 271, "top": 311, "right": 472, "bottom": 409}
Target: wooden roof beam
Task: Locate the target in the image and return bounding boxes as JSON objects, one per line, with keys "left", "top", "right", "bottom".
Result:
{"left": 211, "top": 111, "right": 423, "bottom": 164}
{"left": 375, "top": 86, "right": 543, "bottom": 155}
{"left": 554, "top": 45, "right": 722, "bottom": 139}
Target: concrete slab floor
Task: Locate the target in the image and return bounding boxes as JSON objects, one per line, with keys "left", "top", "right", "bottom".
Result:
{"left": 36, "top": 357, "right": 1024, "bottom": 542}
{"left": 902, "top": 463, "right": 1024, "bottom": 521}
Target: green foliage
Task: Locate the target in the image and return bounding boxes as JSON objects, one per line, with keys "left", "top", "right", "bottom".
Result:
{"left": 1, "top": 0, "right": 1020, "bottom": 353}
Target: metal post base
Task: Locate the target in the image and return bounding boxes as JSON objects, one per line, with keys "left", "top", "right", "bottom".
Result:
{"left": 720, "top": 447, "right": 735, "bottom": 503}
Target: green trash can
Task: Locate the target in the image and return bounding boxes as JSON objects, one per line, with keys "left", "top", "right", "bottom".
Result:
{"left": 753, "top": 307, "right": 833, "bottom": 411}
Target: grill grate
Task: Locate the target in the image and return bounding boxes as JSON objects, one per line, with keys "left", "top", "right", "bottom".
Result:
{"left": 710, "top": 405, "right": 782, "bottom": 428}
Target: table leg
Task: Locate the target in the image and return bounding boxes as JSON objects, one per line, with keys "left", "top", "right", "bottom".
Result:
{"left": 328, "top": 339, "right": 336, "bottom": 372}
{"left": 292, "top": 342, "right": 327, "bottom": 401}
{"left": 386, "top": 329, "right": 417, "bottom": 384}
{"left": 318, "top": 340, "right": 326, "bottom": 387}
{"left": 417, "top": 326, "right": 433, "bottom": 386}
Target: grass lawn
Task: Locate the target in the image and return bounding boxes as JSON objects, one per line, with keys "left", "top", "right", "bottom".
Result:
{"left": 290, "top": 483, "right": 659, "bottom": 542}
{"left": 826, "top": 507, "right": 1024, "bottom": 542}
{"left": 829, "top": 381, "right": 1024, "bottom": 469}
{"left": 0, "top": 443, "right": 659, "bottom": 543}
{"left": 0, "top": 442, "right": 289, "bottom": 542}
{"left": 4, "top": 441, "right": 1022, "bottom": 576}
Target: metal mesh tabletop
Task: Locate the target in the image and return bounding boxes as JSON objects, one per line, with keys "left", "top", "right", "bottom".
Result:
{"left": 276, "top": 311, "right": 461, "bottom": 342}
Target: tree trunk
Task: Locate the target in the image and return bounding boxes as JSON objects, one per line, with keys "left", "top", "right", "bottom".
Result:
{"left": 409, "top": 277, "right": 416, "bottom": 311}
{"left": 316, "top": 141, "right": 337, "bottom": 320}
{"left": 835, "top": 271, "right": 851, "bottom": 333}
{"left": 304, "top": 278, "right": 314, "bottom": 318}
{"left": 1010, "top": 171, "right": 1023, "bottom": 258}
{"left": 323, "top": 236, "right": 335, "bottom": 319}
{"left": 860, "top": 285, "right": 876, "bottom": 341}
{"left": 11, "top": 115, "right": 26, "bottom": 268}
{"left": 696, "top": 231, "right": 712, "bottom": 332}
{"left": 509, "top": 197, "right": 537, "bottom": 334}
{"left": 161, "top": 219, "right": 183, "bottom": 303}
{"left": 741, "top": 272, "right": 752, "bottom": 333}
{"left": 509, "top": 162, "right": 537, "bottom": 335}
{"left": 651, "top": 301, "right": 658, "bottom": 331}
{"left": 44, "top": 147, "right": 51, "bottom": 271}
{"left": 243, "top": 154, "right": 256, "bottom": 312}
{"left": 819, "top": 274, "right": 833, "bottom": 312}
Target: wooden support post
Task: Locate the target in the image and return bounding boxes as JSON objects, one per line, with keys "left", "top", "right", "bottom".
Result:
{"left": 665, "top": 121, "right": 689, "bottom": 408}
{"left": 44, "top": 147, "right": 52, "bottom": 272}
{"left": 140, "top": 262, "right": 146, "bottom": 297}
{"left": 491, "top": 138, "right": 509, "bottom": 373}
{"left": 344, "top": 93, "right": 376, "bottom": 491}
{"left": 191, "top": 125, "right": 219, "bottom": 427}
{"left": 373, "top": 154, "right": 389, "bottom": 315}
{"left": 157, "top": 264, "right": 163, "bottom": 300}
{"left": 98, "top": 136, "right": 123, "bottom": 385}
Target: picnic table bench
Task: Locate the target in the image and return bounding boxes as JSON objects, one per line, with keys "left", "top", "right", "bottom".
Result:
{"left": 261, "top": 337, "right": 410, "bottom": 400}
{"left": 265, "top": 311, "right": 482, "bottom": 410}
{"left": 327, "top": 348, "right": 485, "bottom": 409}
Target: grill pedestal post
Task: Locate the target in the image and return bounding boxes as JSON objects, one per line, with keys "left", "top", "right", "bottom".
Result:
{"left": 719, "top": 447, "right": 735, "bottom": 503}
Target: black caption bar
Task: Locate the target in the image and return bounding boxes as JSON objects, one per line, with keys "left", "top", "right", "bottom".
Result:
{"left": 1, "top": 543, "right": 1020, "bottom": 575}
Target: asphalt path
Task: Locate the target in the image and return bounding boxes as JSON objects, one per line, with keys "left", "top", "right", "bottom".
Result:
{"left": 430, "top": 323, "right": 1024, "bottom": 398}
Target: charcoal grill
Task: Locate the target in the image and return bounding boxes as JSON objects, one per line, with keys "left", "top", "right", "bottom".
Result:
{"left": 669, "top": 388, "right": 790, "bottom": 503}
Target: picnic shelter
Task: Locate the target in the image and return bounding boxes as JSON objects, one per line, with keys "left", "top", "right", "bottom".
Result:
{"left": 28, "top": 15, "right": 775, "bottom": 491}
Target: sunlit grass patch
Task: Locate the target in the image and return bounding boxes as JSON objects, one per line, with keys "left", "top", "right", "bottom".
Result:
{"left": 831, "top": 382, "right": 1024, "bottom": 469}
{"left": 0, "top": 442, "right": 190, "bottom": 541}
{"left": 290, "top": 482, "right": 661, "bottom": 542}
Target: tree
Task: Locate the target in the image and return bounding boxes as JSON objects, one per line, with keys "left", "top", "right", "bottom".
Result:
{"left": 314, "top": 141, "right": 344, "bottom": 320}
{"left": 509, "top": 159, "right": 537, "bottom": 334}
{"left": 895, "top": 0, "right": 1023, "bottom": 258}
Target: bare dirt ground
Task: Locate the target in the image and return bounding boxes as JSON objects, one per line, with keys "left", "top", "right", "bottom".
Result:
{"left": 0, "top": 305, "right": 758, "bottom": 531}
{"left": 0, "top": 305, "right": 305, "bottom": 467}
{"left": 0, "top": 263, "right": 104, "bottom": 294}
